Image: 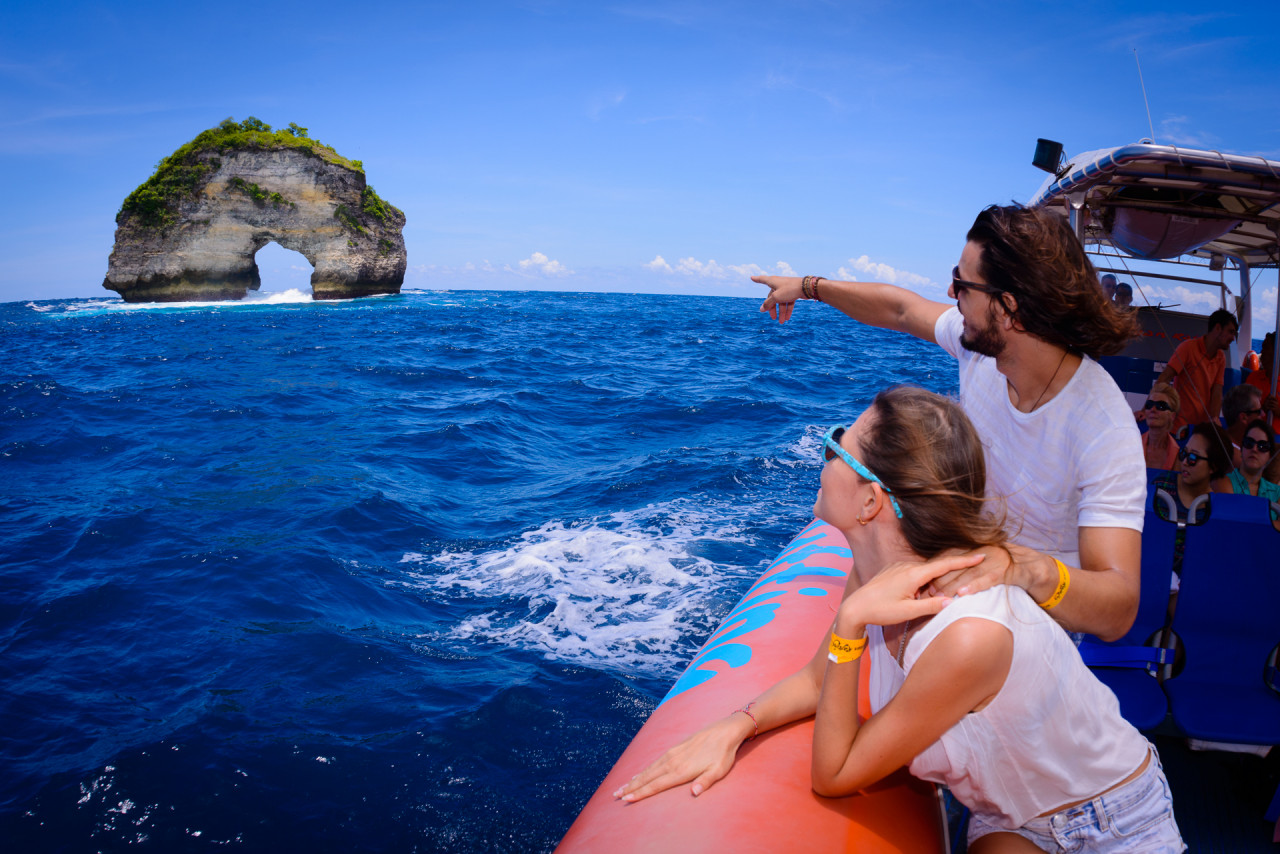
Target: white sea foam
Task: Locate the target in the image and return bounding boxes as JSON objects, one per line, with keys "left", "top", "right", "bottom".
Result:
{"left": 399, "top": 501, "right": 762, "bottom": 680}
{"left": 31, "top": 288, "right": 329, "bottom": 318}
{"left": 245, "top": 288, "right": 315, "bottom": 304}
{"left": 773, "top": 424, "right": 825, "bottom": 470}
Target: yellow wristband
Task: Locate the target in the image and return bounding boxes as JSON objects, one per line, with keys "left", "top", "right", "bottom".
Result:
{"left": 827, "top": 632, "right": 868, "bottom": 664}
{"left": 1038, "top": 558, "right": 1070, "bottom": 610}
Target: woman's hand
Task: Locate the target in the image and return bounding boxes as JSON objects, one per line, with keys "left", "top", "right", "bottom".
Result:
{"left": 613, "top": 713, "right": 753, "bottom": 803}
{"left": 754, "top": 275, "right": 804, "bottom": 323}
{"left": 839, "top": 553, "right": 984, "bottom": 631}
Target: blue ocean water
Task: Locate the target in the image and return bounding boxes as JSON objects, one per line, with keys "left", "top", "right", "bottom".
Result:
{"left": 0, "top": 288, "right": 956, "bottom": 852}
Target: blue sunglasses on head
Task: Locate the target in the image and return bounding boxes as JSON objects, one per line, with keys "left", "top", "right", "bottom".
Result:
{"left": 823, "top": 425, "right": 904, "bottom": 519}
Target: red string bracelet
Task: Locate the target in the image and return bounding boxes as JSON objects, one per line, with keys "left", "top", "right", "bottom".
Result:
{"left": 733, "top": 701, "right": 758, "bottom": 740}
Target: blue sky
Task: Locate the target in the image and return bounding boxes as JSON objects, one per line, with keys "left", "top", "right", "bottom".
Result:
{"left": 3, "top": 0, "right": 1279, "bottom": 330}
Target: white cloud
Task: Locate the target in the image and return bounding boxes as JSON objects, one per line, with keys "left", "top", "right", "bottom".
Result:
{"left": 588, "top": 90, "right": 626, "bottom": 120}
{"left": 1156, "top": 115, "right": 1220, "bottom": 149}
{"left": 674, "top": 257, "right": 728, "bottom": 278}
{"left": 1136, "top": 283, "right": 1221, "bottom": 313}
{"left": 762, "top": 71, "right": 841, "bottom": 110}
{"left": 836, "top": 255, "right": 935, "bottom": 290}
{"left": 508, "top": 251, "right": 572, "bottom": 276}
{"left": 643, "top": 257, "right": 795, "bottom": 283}
{"left": 1254, "top": 285, "right": 1278, "bottom": 333}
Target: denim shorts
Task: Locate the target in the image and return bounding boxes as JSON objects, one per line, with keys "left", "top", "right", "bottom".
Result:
{"left": 967, "top": 748, "right": 1185, "bottom": 852}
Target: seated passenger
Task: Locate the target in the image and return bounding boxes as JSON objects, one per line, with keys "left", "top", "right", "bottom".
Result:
{"left": 1222, "top": 383, "right": 1264, "bottom": 469}
{"left": 619, "top": 387, "right": 1185, "bottom": 853}
{"left": 1229, "top": 419, "right": 1280, "bottom": 500}
{"left": 1114, "top": 282, "right": 1134, "bottom": 309}
{"left": 1099, "top": 273, "right": 1118, "bottom": 301}
{"left": 1141, "top": 383, "right": 1180, "bottom": 470}
{"left": 1153, "top": 422, "right": 1232, "bottom": 573}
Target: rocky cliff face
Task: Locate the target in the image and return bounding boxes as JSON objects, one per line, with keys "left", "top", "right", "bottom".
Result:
{"left": 104, "top": 124, "right": 406, "bottom": 302}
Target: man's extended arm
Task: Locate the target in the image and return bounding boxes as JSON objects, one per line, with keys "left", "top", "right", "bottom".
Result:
{"left": 754, "top": 276, "right": 949, "bottom": 344}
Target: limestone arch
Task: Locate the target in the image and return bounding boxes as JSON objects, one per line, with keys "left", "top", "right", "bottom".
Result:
{"left": 253, "top": 240, "right": 316, "bottom": 294}
{"left": 104, "top": 125, "right": 406, "bottom": 303}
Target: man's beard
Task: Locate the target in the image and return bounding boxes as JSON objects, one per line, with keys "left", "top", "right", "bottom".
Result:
{"left": 959, "top": 304, "right": 1006, "bottom": 358}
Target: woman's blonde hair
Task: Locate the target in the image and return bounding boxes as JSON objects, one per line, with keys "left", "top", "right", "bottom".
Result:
{"left": 857, "top": 386, "right": 1006, "bottom": 558}
{"left": 1149, "top": 382, "right": 1179, "bottom": 413}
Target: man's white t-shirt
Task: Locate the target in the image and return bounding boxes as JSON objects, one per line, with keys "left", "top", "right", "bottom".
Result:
{"left": 934, "top": 308, "right": 1145, "bottom": 566}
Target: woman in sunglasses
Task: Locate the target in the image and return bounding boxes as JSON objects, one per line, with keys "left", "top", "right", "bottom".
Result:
{"left": 1141, "top": 384, "right": 1180, "bottom": 470}
{"left": 1152, "top": 423, "right": 1233, "bottom": 574}
{"left": 1227, "top": 419, "right": 1280, "bottom": 504}
{"left": 618, "top": 386, "right": 1184, "bottom": 852}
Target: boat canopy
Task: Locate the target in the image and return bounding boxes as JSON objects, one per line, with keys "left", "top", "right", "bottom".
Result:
{"left": 1029, "top": 142, "right": 1280, "bottom": 387}
{"left": 1031, "top": 143, "right": 1280, "bottom": 268}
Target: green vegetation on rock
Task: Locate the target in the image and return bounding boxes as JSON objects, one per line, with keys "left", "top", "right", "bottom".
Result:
{"left": 361, "top": 186, "right": 398, "bottom": 223}
{"left": 118, "top": 117, "right": 365, "bottom": 228}
{"left": 228, "top": 177, "right": 294, "bottom": 208}
{"left": 334, "top": 204, "right": 365, "bottom": 234}
{"left": 332, "top": 187, "right": 403, "bottom": 235}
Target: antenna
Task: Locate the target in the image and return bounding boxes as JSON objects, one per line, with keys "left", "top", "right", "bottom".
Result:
{"left": 1133, "top": 48, "right": 1156, "bottom": 143}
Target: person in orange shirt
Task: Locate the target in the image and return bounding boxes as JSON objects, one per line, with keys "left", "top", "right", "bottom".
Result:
{"left": 1245, "top": 332, "right": 1277, "bottom": 418}
{"left": 1154, "top": 309, "right": 1238, "bottom": 431}
{"left": 1245, "top": 332, "right": 1279, "bottom": 481}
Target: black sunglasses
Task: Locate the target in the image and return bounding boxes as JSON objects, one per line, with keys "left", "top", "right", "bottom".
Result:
{"left": 1143, "top": 399, "right": 1173, "bottom": 412}
{"left": 1177, "top": 447, "right": 1208, "bottom": 466}
{"left": 951, "top": 266, "right": 1003, "bottom": 298}
{"left": 1242, "top": 436, "right": 1274, "bottom": 453}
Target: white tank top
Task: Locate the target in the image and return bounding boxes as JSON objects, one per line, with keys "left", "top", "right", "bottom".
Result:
{"left": 867, "top": 586, "right": 1149, "bottom": 829}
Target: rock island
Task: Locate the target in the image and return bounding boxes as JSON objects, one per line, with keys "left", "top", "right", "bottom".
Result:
{"left": 103, "top": 118, "right": 406, "bottom": 302}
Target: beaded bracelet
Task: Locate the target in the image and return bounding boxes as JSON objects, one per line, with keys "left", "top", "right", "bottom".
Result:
{"left": 811, "top": 276, "right": 823, "bottom": 302}
{"left": 1037, "top": 558, "right": 1071, "bottom": 610}
{"left": 827, "top": 631, "right": 867, "bottom": 664}
{"left": 732, "top": 701, "right": 758, "bottom": 739}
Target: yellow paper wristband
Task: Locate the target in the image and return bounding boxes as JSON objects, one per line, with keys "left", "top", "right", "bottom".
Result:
{"left": 827, "top": 632, "right": 868, "bottom": 664}
{"left": 1038, "top": 558, "right": 1070, "bottom": 610}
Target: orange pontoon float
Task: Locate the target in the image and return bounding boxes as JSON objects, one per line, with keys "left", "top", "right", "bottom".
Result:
{"left": 558, "top": 520, "right": 947, "bottom": 853}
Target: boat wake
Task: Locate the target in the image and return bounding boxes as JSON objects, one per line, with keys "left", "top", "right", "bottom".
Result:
{"left": 398, "top": 500, "right": 764, "bottom": 681}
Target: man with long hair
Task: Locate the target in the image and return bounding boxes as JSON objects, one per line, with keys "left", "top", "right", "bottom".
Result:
{"left": 755, "top": 204, "right": 1145, "bottom": 641}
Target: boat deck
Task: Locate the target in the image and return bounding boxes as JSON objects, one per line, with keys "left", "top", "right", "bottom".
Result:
{"left": 1152, "top": 733, "right": 1278, "bottom": 852}
{"left": 946, "top": 732, "right": 1278, "bottom": 851}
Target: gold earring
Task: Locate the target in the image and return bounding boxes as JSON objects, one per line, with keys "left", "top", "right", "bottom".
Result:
{"left": 856, "top": 515, "right": 867, "bottom": 526}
